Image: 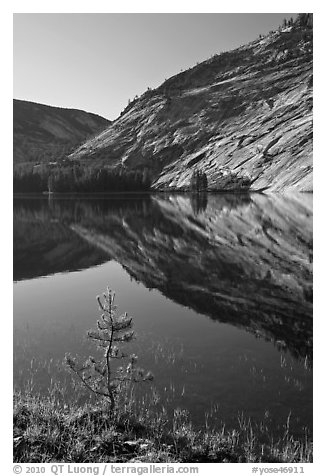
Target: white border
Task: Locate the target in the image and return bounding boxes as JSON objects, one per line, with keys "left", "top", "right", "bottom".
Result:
{"left": 3, "top": 2, "right": 324, "bottom": 474}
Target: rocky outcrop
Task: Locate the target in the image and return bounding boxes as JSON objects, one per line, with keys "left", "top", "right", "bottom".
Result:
{"left": 68, "top": 19, "right": 313, "bottom": 192}
{"left": 13, "top": 100, "right": 110, "bottom": 165}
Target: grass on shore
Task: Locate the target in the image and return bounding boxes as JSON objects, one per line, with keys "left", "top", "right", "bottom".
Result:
{"left": 14, "top": 390, "right": 312, "bottom": 463}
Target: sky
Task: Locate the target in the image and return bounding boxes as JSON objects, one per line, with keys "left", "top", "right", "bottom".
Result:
{"left": 13, "top": 13, "right": 297, "bottom": 120}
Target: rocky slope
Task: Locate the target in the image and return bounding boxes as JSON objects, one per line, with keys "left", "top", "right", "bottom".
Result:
{"left": 13, "top": 100, "right": 110, "bottom": 165}
{"left": 68, "top": 15, "right": 313, "bottom": 192}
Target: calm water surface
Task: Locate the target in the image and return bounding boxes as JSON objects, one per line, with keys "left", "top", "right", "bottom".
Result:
{"left": 13, "top": 194, "right": 313, "bottom": 437}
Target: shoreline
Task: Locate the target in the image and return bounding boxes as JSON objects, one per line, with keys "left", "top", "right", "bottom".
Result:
{"left": 13, "top": 190, "right": 313, "bottom": 199}
{"left": 14, "top": 390, "right": 313, "bottom": 464}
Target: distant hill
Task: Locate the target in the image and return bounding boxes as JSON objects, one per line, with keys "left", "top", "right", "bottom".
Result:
{"left": 13, "top": 99, "right": 110, "bottom": 165}
{"left": 69, "top": 14, "right": 313, "bottom": 192}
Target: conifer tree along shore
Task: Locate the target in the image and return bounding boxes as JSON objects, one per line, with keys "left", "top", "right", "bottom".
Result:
{"left": 13, "top": 165, "right": 152, "bottom": 193}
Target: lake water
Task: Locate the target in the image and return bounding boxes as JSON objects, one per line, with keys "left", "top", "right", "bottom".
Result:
{"left": 13, "top": 193, "right": 313, "bottom": 438}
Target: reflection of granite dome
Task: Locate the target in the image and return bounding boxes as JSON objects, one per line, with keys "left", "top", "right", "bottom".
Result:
{"left": 14, "top": 195, "right": 312, "bottom": 362}
{"left": 14, "top": 194, "right": 311, "bottom": 363}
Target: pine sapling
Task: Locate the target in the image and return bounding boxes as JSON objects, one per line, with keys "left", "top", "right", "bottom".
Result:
{"left": 65, "top": 287, "right": 153, "bottom": 411}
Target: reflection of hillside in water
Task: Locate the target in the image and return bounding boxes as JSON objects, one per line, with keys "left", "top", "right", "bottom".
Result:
{"left": 13, "top": 196, "right": 154, "bottom": 281}
{"left": 14, "top": 194, "right": 313, "bottom": 362}
{"left": 13, "top": 199, "right": 107, "bottom": 281}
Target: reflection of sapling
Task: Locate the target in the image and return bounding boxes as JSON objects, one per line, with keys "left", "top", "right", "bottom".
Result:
{"left": 65, "top": 288, "right": 153, "bottom": 411}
